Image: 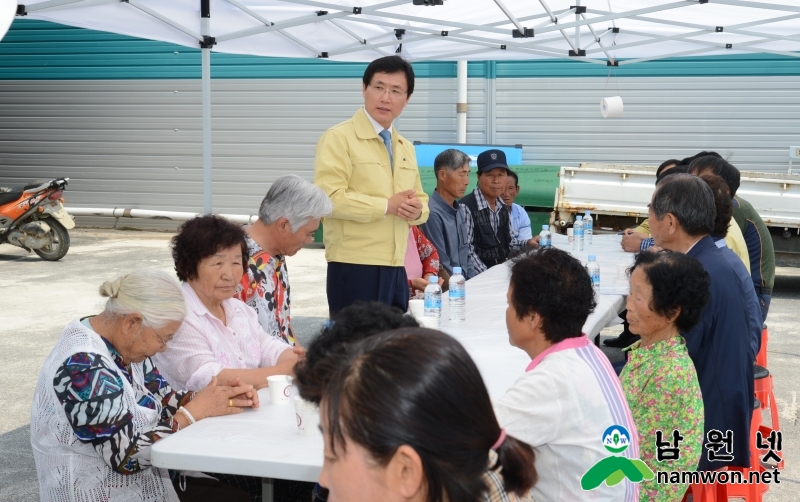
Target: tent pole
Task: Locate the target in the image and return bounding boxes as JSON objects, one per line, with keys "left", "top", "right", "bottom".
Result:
{"left": 574, "top": 0, "right": 580, "bottom": 51}
{"left": 456, "top": 60, "right": 467, "bottom": 144}
{"left": 201, "top": 0, "right": 212, "bottom": 214}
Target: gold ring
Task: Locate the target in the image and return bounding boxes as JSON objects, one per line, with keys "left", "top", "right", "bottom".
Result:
{"left": 229, "top": 399, "right": 233, "bottom": 408}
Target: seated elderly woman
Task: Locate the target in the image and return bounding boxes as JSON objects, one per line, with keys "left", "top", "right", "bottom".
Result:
{"left": 154, "top": 215, "right": 299, "bottom": 392}
{"left": 405, "top": 225, "right": 444, "bottom": 299}
{"left": 493, "top": 247, "right": 638, "bottom": 502}
{"left": 235, "top": 174, "right": 332, "bottom": 345}
{"left": 296, "top": 320, "right": 537, "bottom": 502}
{"left": 620, "top": 251, "right": 709, "bottom": 502}
{"left": 30, "top": 269, "right": 259, "bottom": 502}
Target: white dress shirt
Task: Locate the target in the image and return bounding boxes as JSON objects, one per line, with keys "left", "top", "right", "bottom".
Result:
{"left": 363, "top": 107, "right": 394, "bottom": 216}
{"left": 153, "top": 282, "right": 291, "bottom": 391}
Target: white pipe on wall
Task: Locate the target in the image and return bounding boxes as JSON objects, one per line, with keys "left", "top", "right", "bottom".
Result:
{"left": 456, "top": 60, "right": 467, "bottom": 144}
{"left": 67, "top": 207, "right": 259, "bottom": 224}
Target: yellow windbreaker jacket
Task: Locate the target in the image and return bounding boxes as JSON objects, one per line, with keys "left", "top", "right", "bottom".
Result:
{"left": 314, "top": 108, "right": 429, "bottom": 267}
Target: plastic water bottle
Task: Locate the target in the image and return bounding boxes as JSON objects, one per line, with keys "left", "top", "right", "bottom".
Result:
{"left": 448, "top": 267, "right": 466, "bottom": 323}
{"left": 584, "top": 211, "right": 593, "bottom": 246}
{"left": 539, "top": 225, "right": 551, "bottom": 248}
{"left": 424, "top": 275, "right": 442, "bottom": 327}
{"left": 586, "top": 254, "right": 600, "bottom": 291}
{"left": 574, "top": 216, "right": 585, "bottom": 252}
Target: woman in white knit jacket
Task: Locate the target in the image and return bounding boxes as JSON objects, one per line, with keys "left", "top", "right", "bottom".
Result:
{"left": 30, "top": 268, "right": 258, "bottom": 502}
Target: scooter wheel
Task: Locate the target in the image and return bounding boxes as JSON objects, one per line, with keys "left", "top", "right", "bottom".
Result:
{"left": 34, "top": 218, "right": 70, "bottom": 261}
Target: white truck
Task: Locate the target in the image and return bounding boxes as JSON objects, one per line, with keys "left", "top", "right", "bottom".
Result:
{"left": 553, "top": 163, "right": 800, "bottom": 266}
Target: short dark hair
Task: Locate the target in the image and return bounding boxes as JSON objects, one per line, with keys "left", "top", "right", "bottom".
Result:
{"left": 630, "top": 251, "right": 711, "bottom": 333}
{"left": 656, "top": 159, "right": 681, "bottom": 177}
{"left": 509, "top": 248, "right": 596, "bottom": 343}
{"left": 678, "top": 150, "right": 721, "bottom": 167}
{"left": 362, "top": 55, "right": 415, "bottom": 97}
{"left": 655, "top": 164, "right": 688, "bottom": 186}
{"left": 651, "top": 174, "right": 715, "bottom": 238}
{"left": 688, "top": 155, "right": 741, "bottom": 196}
{"left": 295, "top": 302, "right": 418, "bottom": 404}
{"left": 322, "top": 328, "right": 537, "bottom": 500}
{"left": 507, "top": 170, "right": 519, "bottom": 186}
{"left": 699, "top": 173, "right": 733, "bottom": 238}
{"left": 433, "top": 149, "right": 471, "bottom": 179}
{"left": 171, "top": 215, "right": 247, "bottom": 282}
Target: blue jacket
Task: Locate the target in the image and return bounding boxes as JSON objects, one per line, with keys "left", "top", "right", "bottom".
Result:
{"left": 685, "top": 236, "right": 754, "bottom": 470}
{"left": 421, "top": 190, "right": 476, "bottom": 279}
{"left": 714, "top": 237, "right": 762, "bottom": 360}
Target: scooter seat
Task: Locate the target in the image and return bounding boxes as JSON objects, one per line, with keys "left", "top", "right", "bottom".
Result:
{"left": 0, "top": 188, "right": 23, "bottom": 205}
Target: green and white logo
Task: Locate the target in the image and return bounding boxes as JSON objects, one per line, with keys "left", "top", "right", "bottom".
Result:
{"left": 581, "top": 425, "right": 654, "bottom": 491}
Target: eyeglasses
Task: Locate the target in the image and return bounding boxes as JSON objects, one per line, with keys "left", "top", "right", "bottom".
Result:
{"left": 368, "top": 84, "right": 407, "bottom": 99}
{"left": 152, "top": 327, "right": 173, "bottom": 348}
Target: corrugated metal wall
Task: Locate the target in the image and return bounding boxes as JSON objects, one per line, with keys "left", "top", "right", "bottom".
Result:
{"left": 493, "top": 76, "right": 800, "bottom": 173}
{"left": 1, "top": 19, "right": 799, "bottom": 228}
{"left": 0, "top": 78, "right": 481, "bottom": 220}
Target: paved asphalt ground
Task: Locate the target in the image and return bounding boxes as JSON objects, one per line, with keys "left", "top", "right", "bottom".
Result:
{"left": 1, "top": 228, "right": 798, "bottom": 501}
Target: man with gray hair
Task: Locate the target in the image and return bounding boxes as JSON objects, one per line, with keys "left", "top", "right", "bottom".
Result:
{"left": 421, "top": 149, "right": 477, "bottom": 279}
{"left": 235, "top": 175, "right": 333, "bottom": 345}
{"left": 648, "top": 173, "right": 753, "bottom": 471}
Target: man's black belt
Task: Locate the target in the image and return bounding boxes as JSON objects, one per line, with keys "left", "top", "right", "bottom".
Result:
{"left": 754, "top": 286, "right": 773, "bottom": 295}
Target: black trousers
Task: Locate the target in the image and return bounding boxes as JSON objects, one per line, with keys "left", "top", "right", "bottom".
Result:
{"left": 327, "top": 262, "right": 409, "bottom": 317}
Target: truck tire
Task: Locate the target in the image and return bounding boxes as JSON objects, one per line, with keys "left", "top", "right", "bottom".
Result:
{"left": 34, "top": 218, "right": 70, "bottom": 261}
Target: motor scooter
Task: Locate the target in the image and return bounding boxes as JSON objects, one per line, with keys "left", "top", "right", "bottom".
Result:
{"left": 0, "top": 178, "right": 75, "bottom": 261}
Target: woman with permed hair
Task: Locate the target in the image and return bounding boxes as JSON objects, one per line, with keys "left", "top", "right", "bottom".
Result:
{"left": 621, "top": 251, "right": 709, "bottom": 501}
{"left": 494, "top": 247, "right": 639, "bottom": 502}
{"left": 153, "top": 215, "right": 299, "bottom": 393}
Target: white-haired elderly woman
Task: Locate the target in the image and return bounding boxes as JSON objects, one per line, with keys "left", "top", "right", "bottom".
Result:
{"left": 30, "top": 269, "right": 259, "bottom": 502}
{"left": 235, "top": 174, "right": 333, "bottom": 345}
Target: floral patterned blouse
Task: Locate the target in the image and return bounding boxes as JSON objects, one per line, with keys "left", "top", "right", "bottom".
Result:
{"left": 235, "top": 234, "right": 294, "bottom": 346}
{"left": 620, "top": 336, "right": 704, "bottom": 502}
{"left": 53, "top": 318, "right": 194, "bottom": 474}
{"left": 408, "top": 225, "right": 441, "bottom": 299}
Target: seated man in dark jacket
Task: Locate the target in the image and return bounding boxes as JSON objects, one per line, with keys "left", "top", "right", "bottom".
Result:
{"left": 649, "top": 173, "right": 754, "bottom": 470}
{"left": 459, "top": 149, "right": 537, "bottom": 273}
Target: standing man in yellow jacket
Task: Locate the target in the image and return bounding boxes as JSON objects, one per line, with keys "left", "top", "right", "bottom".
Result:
{"left": 314, "top": 56, "right": 429, "bottom": 315}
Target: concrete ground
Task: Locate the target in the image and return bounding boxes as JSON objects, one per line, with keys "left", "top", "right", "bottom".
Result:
{"left": 1, "top": 228, "right": 798, "bottom": 501}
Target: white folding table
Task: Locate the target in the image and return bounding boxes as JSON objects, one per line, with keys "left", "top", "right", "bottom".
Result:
{"left": 152, "top": 234, "right": 633, "bottom": 499}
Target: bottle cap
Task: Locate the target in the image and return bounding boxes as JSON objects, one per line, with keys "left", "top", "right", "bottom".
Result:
{"left": 453, "top": 266, "right": 462, "bottom": 274}
{"left": 585, "top": 210, "right": 591, "bottom": 215}
{"left": 429, "top": 275, "right": 438, "bottom": 283}
{"left": 576, "top": 215, "right": 583, "bottom": 220}
{"left": 542, "top": 225, "right": 549, "bottom": 230}
{"left": 589, "top": 254, "right": 596, "bottom": 261}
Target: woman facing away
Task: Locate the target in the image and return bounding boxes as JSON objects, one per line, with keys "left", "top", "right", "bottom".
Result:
{"left": 30, "top": 268, "right": 258, "bottom": 502}
{"left": 296, "top": 315, "right": 538, "bottom": 502}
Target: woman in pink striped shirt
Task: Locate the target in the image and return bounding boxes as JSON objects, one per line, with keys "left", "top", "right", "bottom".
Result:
{"left": 153, "top": 215, "right": 301, "bottom": 392}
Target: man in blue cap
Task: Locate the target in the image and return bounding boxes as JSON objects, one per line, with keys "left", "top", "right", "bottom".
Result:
{"left": 459, "top": 149, "right": 539, "bottom": 273}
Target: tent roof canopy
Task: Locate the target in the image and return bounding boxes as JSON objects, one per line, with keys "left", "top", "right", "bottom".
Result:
{"left": 18, "top": 0, "right": 800, "bottom": 64}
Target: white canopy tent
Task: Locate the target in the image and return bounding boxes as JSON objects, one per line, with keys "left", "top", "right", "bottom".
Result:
{"left": 15, "top": 0, "right": 800, "bottom": 212}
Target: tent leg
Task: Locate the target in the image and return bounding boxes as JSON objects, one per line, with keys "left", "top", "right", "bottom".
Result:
{"left": 201, "top": 13, "right": 212, "bottom": 214}
{"left": 202, "top": 47, "right": 211, "bottom": 214}
{"left": 574, "top": 0, "right": 580, "bottom": 51}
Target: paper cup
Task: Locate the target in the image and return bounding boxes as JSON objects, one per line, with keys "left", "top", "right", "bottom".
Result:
{"left": 616, "top": 263, "right": 630, "bottom": 280}
{"left": 267, "top": 375, "right": 292, "bottom": 405}
{"left": 294, "top": 397, "right": 320, "bottom": 436}
{"left": 567, "top": 228, "right": 574, "bottom": 245}
{"left": 408, "top": 299, "right": 424, "bottom": 318}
